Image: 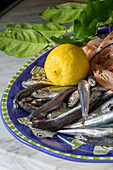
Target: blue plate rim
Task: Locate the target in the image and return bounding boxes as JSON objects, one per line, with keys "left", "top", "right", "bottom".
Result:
{"left": 1, "top": 27, "right": 113, "bottom": 163}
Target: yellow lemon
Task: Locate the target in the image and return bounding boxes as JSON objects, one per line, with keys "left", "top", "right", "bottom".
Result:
{"left": 44, "top": 44, "right": 89, "bottom": 86}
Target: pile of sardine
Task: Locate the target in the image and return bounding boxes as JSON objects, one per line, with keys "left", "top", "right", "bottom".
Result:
{"left": 14, "top": 31, "right": 113, "bottom": 146}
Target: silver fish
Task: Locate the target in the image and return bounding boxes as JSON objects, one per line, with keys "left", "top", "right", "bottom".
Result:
{"left": 13, "top": 82, "right": 52, "bottom": 108}
{"left": 31, "top": 86, "right": 71, "bottom": 99}
{"left": 90, "top": 90, "right": 113, "bottom": 111}
{"left": 78, "top": 80, "right": 90, "bottom": 122}
{"left": 65, "top": 110, "right": 113, "bottom": 129}
{"left": 31, "top": 89, "right": 102, "bottom": 131}
{"left": 22, "top": 66, "right": 53, "bottom": 88}
{"left": 90, "top": 91, "right": 103, "bottom": 102}
{"left": 90, "top": 86, "right": 107, "bottom": 92}
{"left": 58, "top": 127, "right": 113, "bottom": 138}
{"left": 68, "top": 90, "right": 79, "bottom": 108}
{"left": 18, "top": 101, "right": 38, "bottom": 113}
{"left": 79, "top": 134, "right": 113, "bottom": 147}
{"left": 31, "top": 98, "right": 50, "bottom": 107}
{"left": 101, "top": 98, "right": 113, "bottom": 114}
{"left": 26, "top": 87, "right": 77, "bottom": 122}
{"left": 89, "top": 86, "right": 107, "bottom": 104}
{"left": 47, "top": 103, "right": 70, "bottom": 119}
{"left": 22, "top": 79, "right": 40, "bottom": 88}
{"left": 87, "top": 75, "right": 97, "bottom": 87}
{"left": 97, "top": 123, "right": 113, "bottom": 128}
{"left": 22, "top": 79, "right": 53, "bottom": 88}
{"left": 63, "top": 89, "right": 104, "bottom": 129}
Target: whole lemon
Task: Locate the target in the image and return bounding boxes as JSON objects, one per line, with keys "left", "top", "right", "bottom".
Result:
{"left": 44, "top": 44, "right": 89, "bottom": 86}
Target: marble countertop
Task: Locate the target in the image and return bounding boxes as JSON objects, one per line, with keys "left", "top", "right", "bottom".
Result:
{"left": 0, "top": 0, "right": 113, "bottom": 169}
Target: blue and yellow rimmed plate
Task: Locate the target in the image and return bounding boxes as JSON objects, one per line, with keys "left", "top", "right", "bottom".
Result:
{"left": 1, "top": 27, "right": 113, "bottom": 163}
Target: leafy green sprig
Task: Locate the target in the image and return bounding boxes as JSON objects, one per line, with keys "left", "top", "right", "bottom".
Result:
{"left": 0, "top": 0, "right": 113, "bottom": 58}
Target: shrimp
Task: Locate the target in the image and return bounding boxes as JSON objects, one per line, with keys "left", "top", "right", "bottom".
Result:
{"left": 83, "top": 38, "right": 103, "bottom": 60}
{"left": 93, "top": 65, "right": 113, "bottom": 89}
{"left": 83, "top": 31, "right": 113, "bottom": 89}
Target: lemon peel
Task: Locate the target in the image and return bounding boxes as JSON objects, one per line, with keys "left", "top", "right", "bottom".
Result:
{"left": 44, "top": 44, "right": 89, "bottom": 86}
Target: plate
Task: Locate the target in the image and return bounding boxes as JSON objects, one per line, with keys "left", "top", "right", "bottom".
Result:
{"left": 1, "top": 27, "right": 113, "bottom": 163}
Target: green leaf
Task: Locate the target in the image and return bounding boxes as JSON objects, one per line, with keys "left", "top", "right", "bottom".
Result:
{"left": 0, "top": 27, "right": 48, "bottom": 58}
{"left": 51, "top": 35, "right": 86, "bottom": 46}
{"left": 103, "top": 11, "right": 113, "bottom": 25}
{"left": 6, "top": 22, "right": 67, "bottom": 42}
{"left": 67, "top": 25, "right": 74, "bottom": 33}
{"left": 74, "top": 0, "right": 113, "bottom": 40}
{"left": 39, "top": 2, "right": 87, "bottom": 23}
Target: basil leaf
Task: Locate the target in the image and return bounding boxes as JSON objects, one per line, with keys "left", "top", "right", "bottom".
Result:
{"left": 74, "top": 0, "right": 113, "bottom": 40}
{"left": 6, "top": 22, "right": 67, "bottom": 42}
{"left": 0, "top": 27, "right": 48, "bottom": 58}
{"left": 39, "top": 2, "right": 87, "bottom": 23}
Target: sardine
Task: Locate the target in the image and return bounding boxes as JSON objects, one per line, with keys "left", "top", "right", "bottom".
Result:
{"left": 31, "top": 90, "right": 102, "bottom": 131}
{"left": 90, "top": 91, "right": 103, "bottom": 103}
{"left": 22, "top": 66, "right": 51, "bottom": 88}
{"left": 22, "top": 79, "right": 40, "bottom": 88}
{"left": 68, "top": 90, "right": 79, "bottom": 108}
{"left": 26, "top": 87, "right": 77, "bottom": 122}
{"left": 63, "top": 89, "right": 104, "bottom": 129}
{"left": 47, "top": 103, "right": 70, "bottom": 119}
{"left": 90, "top": 86, "right": 107, "bottom": 92}
{"left": 31, "top": 86, "right": 70, "bottom": 99}
{"left": 87, "top": 75, "right": 97, "bottom": 87}
{"left": 101, "top": 98, "right": 113, "bottom": 114}
{"left": 78, "top": 80, "right": 90, "bottom": 122}
{"left": 31, "top": 98, "right": 50, "bottom": 107}
{"left": 18, "top": 101, "right": 38, "bottom": 113}
{"left": 58, "top": 127, "right": 113, "bottom": 138}
{"left": 80, "top": 135, "right": 113, "bottom": 147}
{"left": 13, "top": 83, "right": 53, "bottom": 108}
{"left": 65, "top": 110, "right": 113, "bottom": 129}
{"left": 98, "top": 122, "right": 113, "bottom": 128}
{"left": 90, "top": 90, "right": 113, "bottom": 112}
{"left": 89, "top": 86, "right": 106, "bottom": 103}
{"left": 22, "top": 79, "right": 53, "bottom": 88}
{"left": 18, "top": 100, "right": 48, "bottom": 119}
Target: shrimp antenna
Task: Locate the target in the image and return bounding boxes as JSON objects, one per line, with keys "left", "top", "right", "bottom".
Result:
{"left": 89, "top": 42, "right": 113, "bottom": 62}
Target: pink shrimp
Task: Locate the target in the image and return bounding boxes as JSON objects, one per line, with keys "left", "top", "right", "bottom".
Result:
{"left": 83, "top": 31, "right": 113, "bottom": 89}
{"left": 93, "top": 65, "right": 113, "bottom": 89}
{"left": 83, "top": 38, "right": 103, "bottom": 60}
{"left": 97, "top": 31, "right": 113, "bottom": 50}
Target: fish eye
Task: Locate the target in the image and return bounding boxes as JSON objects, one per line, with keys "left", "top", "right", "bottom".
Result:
{"left": 36, "top": 133, "right": 46, "bottom": 138}
{"left": 36, "top": 90, "right": 41, "bottom": 94}
{"left": 68, "top": 99, "right": 72, "bottom": 103}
